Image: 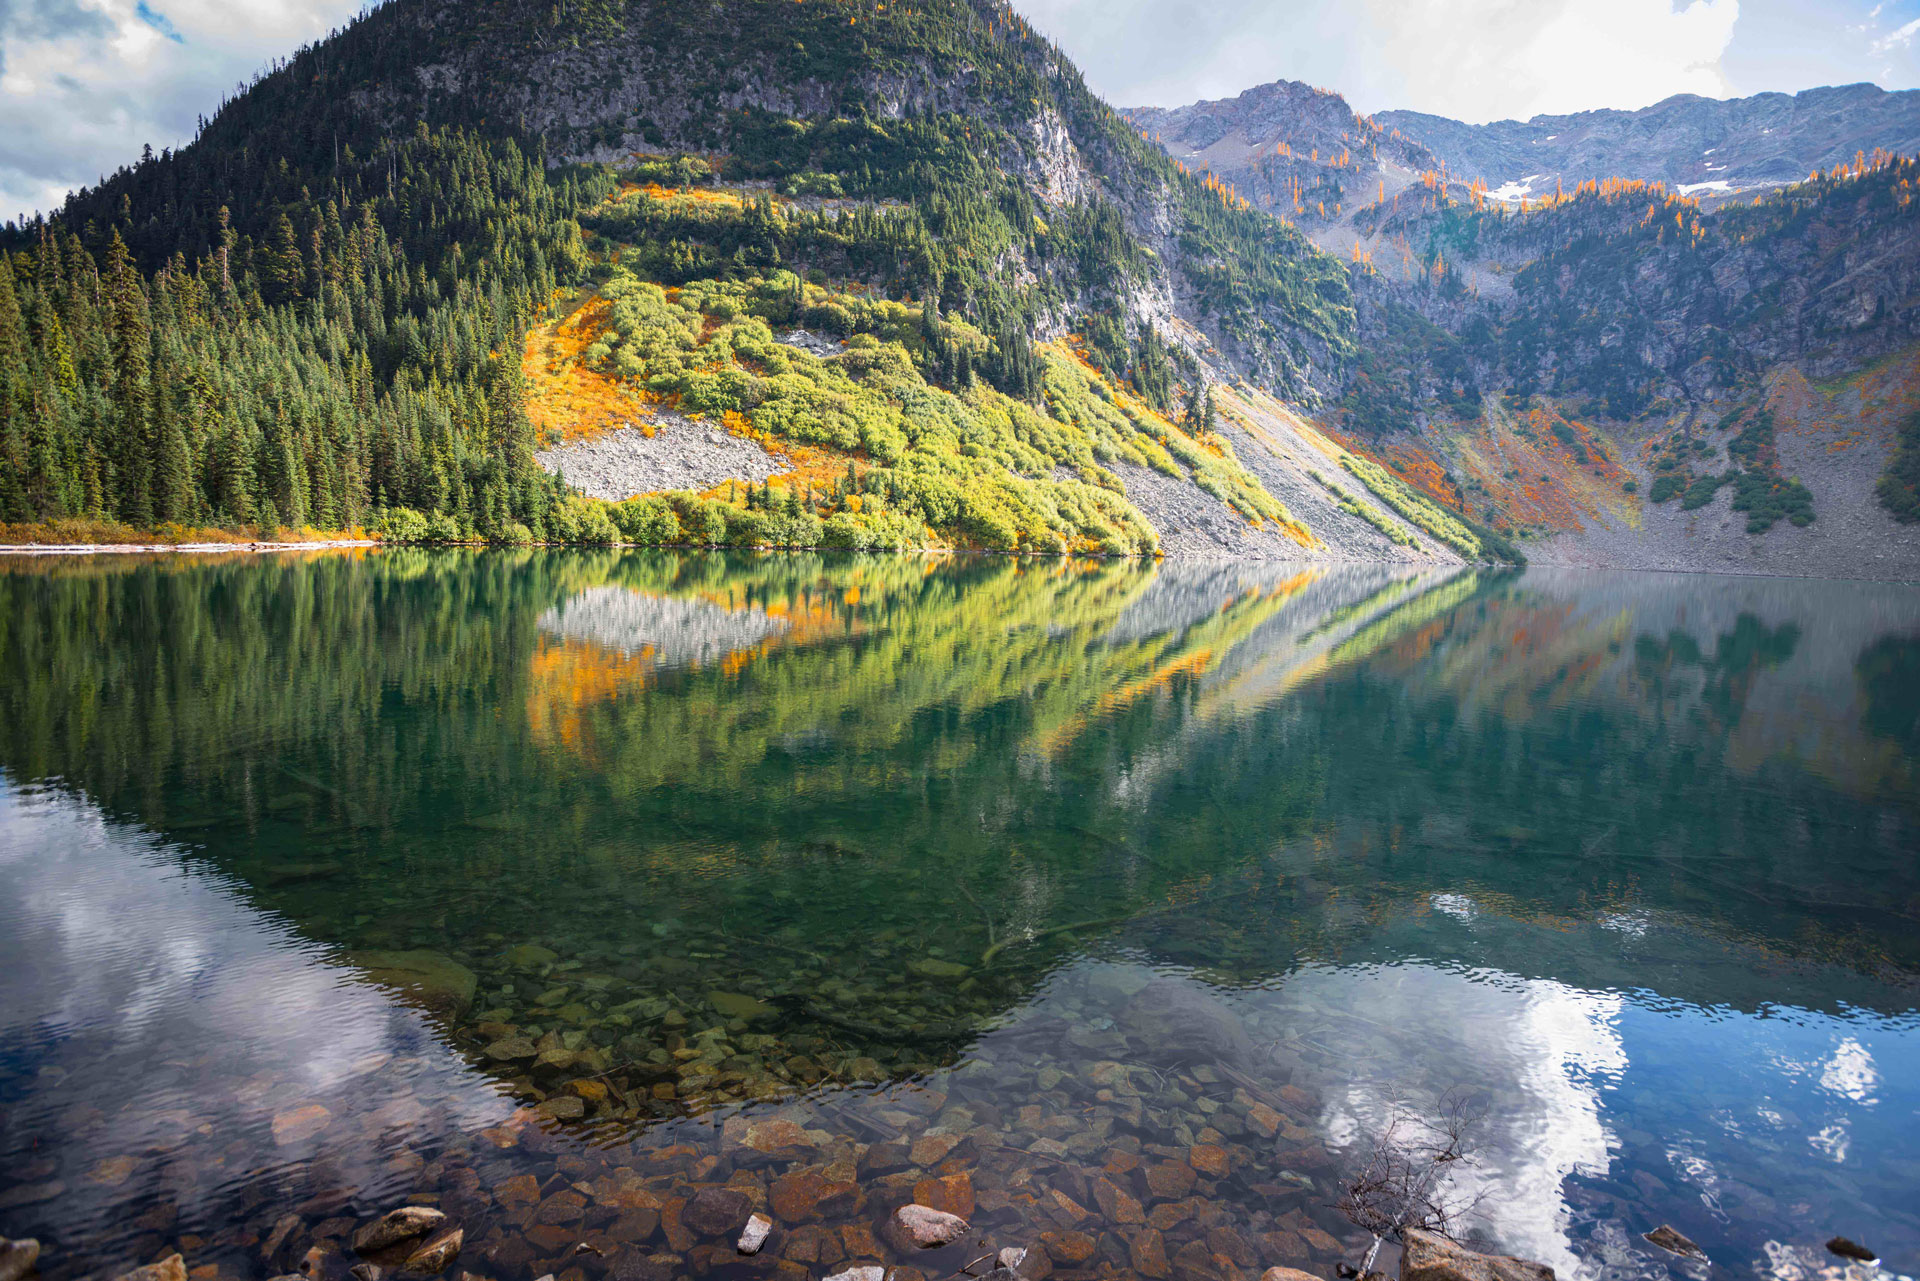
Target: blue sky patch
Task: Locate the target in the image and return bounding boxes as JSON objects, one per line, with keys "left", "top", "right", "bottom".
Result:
{"left": 134, "top": 1, "right": 184, "bottom": 43}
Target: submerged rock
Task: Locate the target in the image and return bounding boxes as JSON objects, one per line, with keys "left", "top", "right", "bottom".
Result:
{"left": 1827, "top": 1238, "right": 1877, "bottom": 1263}
{"left": 1401, "top": 1230, "right": 1554, "bottom": 1281}
{"left": 889, "top": 1204, "right": 969, "bottom": 1249}
{"left": 0, "top": 1238, "right": 41, "bottom": 1281}
{"left": 707, "top": 991, "right": 777, "bottom": 1020}
{"left": 907, "top": 959, "right": 970, "bottom": 981}
{"left": 737, "top": 1215, "right": 773, "bottom": 1256}
{"left": 682, "top": 1188, "right": 751, "bottom": 1238}
{"left": 822, "top": 1269, "right": 885, "bottom": 1281}
{"left": 1262, "top": 1271, "right": 1321, "bottom": 1281}
{"left": 353, "top": 1208, "right": 448, "bottom": 1256}
{"left": 348, "top": 952, "right": 477, "bottom": 1017}
{"left": 1117, "top": 979, "right": 1258, "bottom": 1071}
{"left": 1643, "top": 1226, "right": 1706, "bottom": 1262}
{"left": 400, "top": 1228, "right": 463, "bottom": 1274}
{"left": 112, "top": 1256, "right": 185, "bottom": 1281}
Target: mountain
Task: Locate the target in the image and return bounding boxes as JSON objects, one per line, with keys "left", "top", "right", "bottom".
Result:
{"left": 8, "top": 0, "right": 1527, "bottom": 565}
{"left": 1375, "top": 83, "right": 1920, "bottom": 202}
{"left": 1127, "top": 78, "right": 1920, "bottom": 578}
{"left": 3, "top": 1, "right": 1916, "bottom": 575}
{"left": 1125, "top": 80, "right": 1920, "bottom": 224}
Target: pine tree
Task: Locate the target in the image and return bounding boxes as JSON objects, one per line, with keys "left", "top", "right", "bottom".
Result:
{"left": 106, "top": 230, "right": 154, "bottom": 526}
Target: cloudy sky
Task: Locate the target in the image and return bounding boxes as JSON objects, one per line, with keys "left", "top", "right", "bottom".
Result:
{"left": 3, "top": 0, "right": 1919, "bottom": 221}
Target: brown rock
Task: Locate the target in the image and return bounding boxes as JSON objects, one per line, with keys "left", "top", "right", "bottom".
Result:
{"left": 680, "top": 1189, "right": 750, "bottom": 1239}
{"left": 1245, "top": 1103, "right": 1282, "bottom": 1139}
{"left": 1171, "top": 1238, "right": 1221, "bottom": 1281}
{"left": 839, "top": 1225, "right": 881, "bottom": 1261}
{"left": 536, "top": 1097, "right": 585, "bottom": 1122}
{"left": 658, "top": 1200, "right": 694, "bottom": 1253}
{"left": 1259, "top": 1270, "right": 1321, "bottom": 1281}
{"left": 607, "top": 1212, "right": 661, "bottom": 1245}
{"left": 1040, "top": 1232, "right": 1096, "bottom": 1266}
{"left": 496, "top": 1176, "right": 541, "bottom": 1208}
{"left": 354, "top": 1209, "right": 447, "bottom": 1256}
{"left": 1644, "top": 1227, "right": 1705, "bottom": 1263}
{"left": 890, "top": 1205, "right": 970, "bottom": 1250}
{"left": 607, "top": 1254, "right": 679, "bottom": 1281}
{"left": 113, "top": 1256, "right": 186, "bottom": 1281}
{"left": 1298, "top": 1228, "right": 1342, "bottom": 1256}
{"left": 1205, "top": 1227, "right": 1256, "bottom": 1268}
{"left": 739, "top": 1120, "right": 812, "bottom": 1154}
{"left": 781, "top": 1226, "right": 841, "bottom": 1268}
{"left": 1147, "top": 1202, "right": 1193, "bottom": 1231}
{"left": 1128, "top": 1230, "right": 1171, "bottom": 1280}
{"left": 1260, "top": 1232, "right": 1310, "bottom": 1263}
{"left": 0, "top": 1238, "right": 41, "bottom": 1281}
{"left": 1044, "top": 1191, "right": 1090, "bottom": 1227}
{"left": 912, "top": 1174, "right": 974, "bottom": 1220}
{"left": 769, "top": 1169, "right": 859, "bottom": 1224}
{"left": 1145, "top": 1162, "right": 1196, "bottom": 1202}
{"left": 274, "top": 1105, "right": 334, "bottom": 1146}
{"left": 858, "top": 1142, "right": 911, "bottom": 1174}
{"left": 535, "top": 1193, "right": 588, "bottom": 1227}
{"left": 400, "top": 1229, "right": 463, "bottom": 1275}
{"left": 1090, "top": 1178, "right": 1144, "bottom": 1226}
{"left": 1187, "top": 1145, "right": 1228, "bottom": 1179}
{"left": 909, "top": 1134, "right": 963, "bottom": 1168}
{"left": 1401, "top": 1229, "right": 1554, "bottom": 1281}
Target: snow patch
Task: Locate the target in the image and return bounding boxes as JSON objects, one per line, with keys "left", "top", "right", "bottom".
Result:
{"left": 1676, "top": 179, "right": 1734, "bottom": 195}
{"left": 1488, "top": 173, "right": 1546, "bottom": 203}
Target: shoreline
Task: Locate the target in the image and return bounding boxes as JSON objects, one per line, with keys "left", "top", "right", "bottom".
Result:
{"left": 0, "top": 539, "right": 381, "bottom": 555}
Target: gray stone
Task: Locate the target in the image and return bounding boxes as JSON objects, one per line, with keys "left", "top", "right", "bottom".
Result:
{"left": 737, "top": 1215, "right": 773, "bottom": 1256}
{"left": 889, "top": 1204, "right": 969, "bottom": 1250}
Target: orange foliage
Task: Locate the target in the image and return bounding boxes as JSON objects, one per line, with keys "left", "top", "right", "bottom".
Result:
{"left": 523, "top": 294, "right": 663, "bottom": 444}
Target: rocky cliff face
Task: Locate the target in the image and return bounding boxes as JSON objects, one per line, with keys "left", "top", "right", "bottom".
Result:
{"left": 1122, "top": 80, "right": 1440, "bottom": 237}
{"left": 1377, "top": 82, "right": 1920, "bottom": 201}
{"left": 1133, "top": 79, "right": 1920, "bottom": 220}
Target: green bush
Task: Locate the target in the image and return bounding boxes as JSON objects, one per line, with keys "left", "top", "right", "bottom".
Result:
{"left": 610, "top": 495, "right": 680, "bottom": 544}
{"left": 374, "top": 507, "right": 431, "bottom": 543}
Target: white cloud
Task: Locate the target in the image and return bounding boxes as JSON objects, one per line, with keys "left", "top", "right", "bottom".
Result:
{"left": 1871, "top": 15, "right": 1920, "bottom": 51}
{"left": 0, "top": 0, "right": 364, "bottom": 221}
{"left": 1018, "top": 0, "right": 1742, "bottom": 122}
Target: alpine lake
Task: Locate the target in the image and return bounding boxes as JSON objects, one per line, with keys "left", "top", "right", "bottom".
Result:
{"left": 2, "top": 551, "right": 1917, "bottom": 1281}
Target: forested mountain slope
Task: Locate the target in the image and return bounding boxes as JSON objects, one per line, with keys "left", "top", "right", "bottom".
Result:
{"left": 2, "top": 0, "right": 1517, "bottom": 562}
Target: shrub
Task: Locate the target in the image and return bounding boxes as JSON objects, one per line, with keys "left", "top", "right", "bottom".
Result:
{"left": 610, "top": 495, "right": 680, "bottom": 544}
{"left": 374, "top": 506, "right": 431, "bottom": 543}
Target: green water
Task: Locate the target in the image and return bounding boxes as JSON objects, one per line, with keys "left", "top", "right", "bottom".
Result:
{"left": 1, "top": 550, "right": 1917, "bottom": 1281}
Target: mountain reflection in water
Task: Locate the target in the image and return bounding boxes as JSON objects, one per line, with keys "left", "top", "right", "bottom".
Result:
{"left": 1, "top": 551, "right": 1916, "bottom": 1281}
